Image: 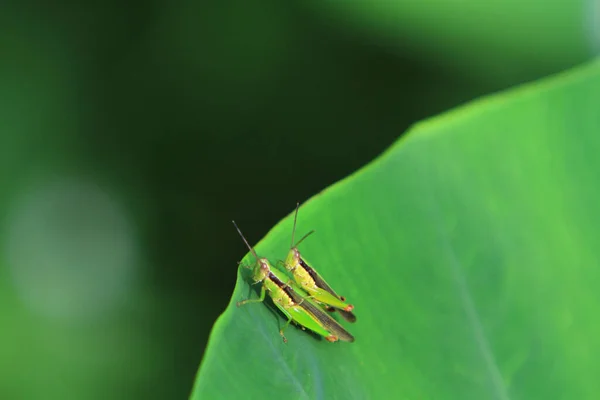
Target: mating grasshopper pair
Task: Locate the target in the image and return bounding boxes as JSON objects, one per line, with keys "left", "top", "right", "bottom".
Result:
{"left": 233, "top": 203, "right": 356, "bottom": 343}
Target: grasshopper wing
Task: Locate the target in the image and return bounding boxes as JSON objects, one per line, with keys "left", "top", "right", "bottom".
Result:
{"left": 285, "top": 285, "right": 355, "bottom": 342}
{"left": 299, "top": 258, "right": 357, "bottom": 323}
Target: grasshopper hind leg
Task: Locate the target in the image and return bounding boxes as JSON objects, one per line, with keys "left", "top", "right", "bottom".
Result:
{"left": 277, "top": 307, "right": 294, "bottom": 343}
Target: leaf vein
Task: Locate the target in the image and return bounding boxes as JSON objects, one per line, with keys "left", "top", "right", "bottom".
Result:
{"left": 419, "top": 155, "right": 510, "bottom": 400}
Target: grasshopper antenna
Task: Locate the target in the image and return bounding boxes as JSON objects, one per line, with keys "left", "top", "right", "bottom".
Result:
{"left": 291, "top": 202, "right": 315, "bottom": 248}
{"left": 232, "top": 220, "right": 259, "bottom": 261}
{"left": 291, "top": 202, "right": 300, "bottom": 249}
{"left": 294, "top": 229, "right": 315, "bottom": 248}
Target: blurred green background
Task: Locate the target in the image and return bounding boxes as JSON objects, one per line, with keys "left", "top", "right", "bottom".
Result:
{"left": 0, "top": 1, "right": 595, "bottom": 399}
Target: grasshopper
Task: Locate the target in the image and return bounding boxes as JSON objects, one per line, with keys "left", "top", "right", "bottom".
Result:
{"left": 281, "top": 203, "right": 356, "bottom": 323}
{"left": 233, "top": 221, "right": 354, "bottom": 343}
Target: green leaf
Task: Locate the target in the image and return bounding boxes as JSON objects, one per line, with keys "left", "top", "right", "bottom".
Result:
{"left": 191, "top": 59, "right": 600, "bottom": 399}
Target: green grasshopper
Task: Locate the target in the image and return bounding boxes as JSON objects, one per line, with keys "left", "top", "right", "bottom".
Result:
{"left": 232, "top": 221, "right": 354, "bottom": 343}
{"left": 281, "top": 203, "right": 357, "bottom": 323}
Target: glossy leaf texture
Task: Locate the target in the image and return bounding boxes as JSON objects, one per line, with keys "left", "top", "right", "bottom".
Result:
{"left": 191, "top": 59, "right": 600, "bottom": 399}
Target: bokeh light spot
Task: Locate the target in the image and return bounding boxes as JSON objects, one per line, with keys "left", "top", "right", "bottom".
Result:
{"left": 3, "top": 177, "right": 139, "bottom": 320}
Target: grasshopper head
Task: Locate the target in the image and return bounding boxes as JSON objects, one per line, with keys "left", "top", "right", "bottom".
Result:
{"left": 232, "top": 220, "right": 274, "bottom": 285}
{"left": 284, "top": 247, "right": 301, "bottom": 271}
{"left": 250, "top": 257, "right": 271, "bottom": 283}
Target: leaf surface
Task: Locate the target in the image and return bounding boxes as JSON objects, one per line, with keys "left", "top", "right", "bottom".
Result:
{"left": 191, "top": 60, "right": 600, "bottom": 400}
